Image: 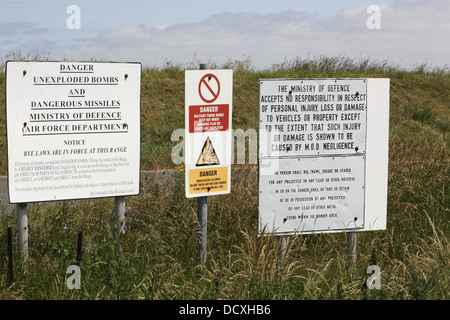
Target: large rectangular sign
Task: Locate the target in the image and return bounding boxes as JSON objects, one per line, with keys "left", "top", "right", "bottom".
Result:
{"left": 259, "top": 79, "right": 367, "bottom": 157}
{"left": 258, "top": 78, "right": 389, "bottom": 235}
{"left": 259, "top": 156, "right": 365, "bottom": 234}
{"left": 185, "top": 70, "right": 232, "bottom": 198}
{"left": 6, "top": 61, "right": 141, "bottom": 203}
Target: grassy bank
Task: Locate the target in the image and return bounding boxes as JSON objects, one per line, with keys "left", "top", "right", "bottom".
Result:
{"left": 0, "top": 56, "right": 448, "bottom": 300}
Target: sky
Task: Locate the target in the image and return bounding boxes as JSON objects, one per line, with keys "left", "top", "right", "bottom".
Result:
{"left": 1, "top": 0, "right": 449, "bottom": 70}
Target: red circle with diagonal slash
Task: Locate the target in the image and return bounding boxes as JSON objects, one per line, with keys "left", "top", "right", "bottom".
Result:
{"left": 198, "top": 73, "right": 220, "bottom": 103}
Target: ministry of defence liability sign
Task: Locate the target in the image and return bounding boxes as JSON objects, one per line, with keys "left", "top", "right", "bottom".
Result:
{"left": 6, "top": 61, "right": 141, "bottom": 203}
{"left": 258, "top": 78, "right": 390, "bottom": 235}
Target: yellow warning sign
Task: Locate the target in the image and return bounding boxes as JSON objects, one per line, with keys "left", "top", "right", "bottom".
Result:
{"left": 188, "top": 167, "right": 228, "bottom": 194}
{"left": 196, "top": 137, "right": 220, "bottom": 166}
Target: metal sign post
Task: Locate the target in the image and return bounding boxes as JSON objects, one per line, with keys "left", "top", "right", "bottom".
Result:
{"left": 346, "top": 230, "right": 357, "bottom": 272}
{"left": 197, "top": 63, "right": 208, "bottom": 266}
{"left": 115, "top": 196, "right": 126, "bottom": 239}
{"left": 277, "top": 235, "right": 287, "bottom": 265}
{"left": 197, "top": 195, "right": 208, "bottom": 266}
{"left": 17, "top": 203, "right": 28, "bottom": 262}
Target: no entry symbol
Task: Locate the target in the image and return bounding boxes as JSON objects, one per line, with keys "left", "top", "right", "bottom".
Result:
{"left": 198, "top": 73, "right": 220, "bottom": 103}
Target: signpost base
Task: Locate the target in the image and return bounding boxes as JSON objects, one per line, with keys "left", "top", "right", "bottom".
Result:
{"left": 115, "top": 196, "right": 126, "bottom": 239}
{"left": 17, "top": 203, "right": 28, "bottom": 262}
{"left": 346, "top": 231, "right": 357, "bottom": 273}
{"left": 277, "top": 235, "right": 287, "bottom": 266}
{"left": 196, "top": 63, "right": 209, "bottom": 267}
{"left": 197, "top": 196, "right": 208, "bottom": 266}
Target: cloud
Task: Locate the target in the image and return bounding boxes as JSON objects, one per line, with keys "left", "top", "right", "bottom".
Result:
{"left": 51, "top": 0, "right": 450, "bottom": 69}
{"left": 0, "top": 22, "right": 48, "bottom": 37}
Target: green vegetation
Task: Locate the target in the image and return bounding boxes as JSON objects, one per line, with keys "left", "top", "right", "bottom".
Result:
{"left": 0, "top": 55, "right": 448, "bottom": 300}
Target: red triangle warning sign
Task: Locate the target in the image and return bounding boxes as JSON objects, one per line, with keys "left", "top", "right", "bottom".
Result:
{"left": 196, "top": 137, "right": 220, "bottom": 166}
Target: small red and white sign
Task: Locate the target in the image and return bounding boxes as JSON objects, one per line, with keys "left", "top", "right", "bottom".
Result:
{"left": 189, "top": 104, "right": 229, "bottom": 133}
{"left": 185, "top": 69, "right": 233, "bottom": 198}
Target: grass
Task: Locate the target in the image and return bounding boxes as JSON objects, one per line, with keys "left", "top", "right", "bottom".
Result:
{"left": 0, "top": 54, "right": 448, "bottom": 300}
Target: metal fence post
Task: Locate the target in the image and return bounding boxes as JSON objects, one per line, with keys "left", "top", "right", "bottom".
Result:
{"left": 347, "top": 230, "right": 357, "bottom": 272}
{"left": 277, "top": 235, "right": 287, "bottom": 266}
{"left": 17, "top": 203, "right": 28, "bottom": 262}
{"left": 115, "top": 196, "right": 126, "bottom": 239}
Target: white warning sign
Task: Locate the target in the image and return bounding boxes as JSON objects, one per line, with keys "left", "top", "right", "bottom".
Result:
{"left": 258, "top": 78, "right": 390, "bottom": 235}
{"left": 259, "top": 79, "right": 367, "bottom": 157}
{"left": 6, "top": 61, "right": 141, "bottom": 203}
{"left": 185, "top": 69, "right": 232, "bottom": 198}
{"left": 259, "top": 156, "right": 365, "bottom": 234}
